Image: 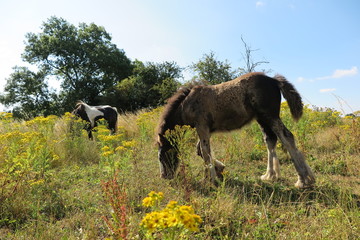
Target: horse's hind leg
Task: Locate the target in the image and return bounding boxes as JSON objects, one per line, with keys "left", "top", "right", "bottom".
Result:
{"left": 257, "top": 122, "right": 280, "bottom": 181}
{"left": 108, "top": 120, "right": 116, "bottom": 134}
{"left": 106, "top": 115, "right": 118, "bottom": 134}
{"left": 271, "top": 119, "right": 315, "bottom": 188}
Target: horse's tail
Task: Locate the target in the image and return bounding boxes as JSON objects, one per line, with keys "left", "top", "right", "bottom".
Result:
{"left": 274, "top": 74, "right": 303, "bottom": 121}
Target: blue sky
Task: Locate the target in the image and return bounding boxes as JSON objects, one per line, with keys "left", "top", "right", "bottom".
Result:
{"left": 1, "top": 0, "right": 359, "bottom": 113}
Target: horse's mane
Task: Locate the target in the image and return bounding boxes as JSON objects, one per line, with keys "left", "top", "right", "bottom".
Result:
{"left": 157, "top": 87, "right": 192, "bottom": 135}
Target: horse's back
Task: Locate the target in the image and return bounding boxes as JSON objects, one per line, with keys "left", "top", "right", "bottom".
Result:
{"left": 212, "top": 72, "right": 281, "bottom": 113}
{"left": 182, "top": 72, "right": 282, "bottom": 132}
{"left": 95, "top": 106, "right": 118, "bottom": 122}
{"left": 96, "top": 105, "right": 117, "bottom": 113}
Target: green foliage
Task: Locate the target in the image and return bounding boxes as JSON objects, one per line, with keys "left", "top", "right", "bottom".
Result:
{"left": 112, "top": 60, "right": 182, "bottom": 111}
{"left": 1, "top": 16, "right": 133, "bottom": 116}
{"left": 279, "top": 102, "right": 342, "bottom": 150}
{"left": 94, "top": 122, "right": 136, "bottom": 172}
{"left": 1, "top": 17, "right": 274, "bottom": 119}
{"left": 190, "top": 51, "right": 238, "bottom": 85}
{"left": 23, "top": 16, "right": 133, "bottom": 108}
{"left": 0, "top": 67, "right": 60, "bottom": 119}
{"left": 136, "top": 107, "right": 164, "bottom": 140}
{"left": 0, "top": 105, "right": 359, "bottom": 239}
{"left": 0, "top": 115, "right": 58, "bottom": 203}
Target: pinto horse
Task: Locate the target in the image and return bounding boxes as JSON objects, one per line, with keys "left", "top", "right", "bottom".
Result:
{"left": 156, "top": 72, "right": 315, "bottom": 188}
{"left": 72, "top": 101, "right": 118, "bottom": 139}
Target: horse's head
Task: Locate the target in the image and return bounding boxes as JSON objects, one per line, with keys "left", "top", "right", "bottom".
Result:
{"left": 156, "top": 88, "right": 191, "bottom": 179}
{"left": 157, "top": 134, "right": 179, "bottom": 179}
{"left": 72, "top": 101, "right": 89, "bottom": 121}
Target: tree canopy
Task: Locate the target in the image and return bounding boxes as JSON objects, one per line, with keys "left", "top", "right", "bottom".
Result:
{"left": 190, "top": 51, "right": 238, "bottom": 85}
{"left": 0, "top": 17, "right": 270, "bottom": 119}
{"left": 107, "top": 60, "right": 182, "bottom": 111}
{"left": 22, "top": 16, "right": 133, "bottom": 110}
{"left": 1, "top": 17, "right": 134, "bottom": 118}
{"left": 0, "top": 66, "right": 59, "bottom": 118}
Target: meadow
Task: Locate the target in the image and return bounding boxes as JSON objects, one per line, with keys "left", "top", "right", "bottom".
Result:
{"left": 0, "top": 103, "right": 359, "bottom": 239}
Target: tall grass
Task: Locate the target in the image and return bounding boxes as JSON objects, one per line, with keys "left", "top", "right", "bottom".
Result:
{"left": 0, "top": 105, "right": 359, "bottom": 239}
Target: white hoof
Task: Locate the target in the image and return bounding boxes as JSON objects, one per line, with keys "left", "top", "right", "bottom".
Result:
{"left": 295, "top": 175, "right": 315, "bottom": 189}
{"left": 261, "top": 172, "right": 278, "bottom": 181}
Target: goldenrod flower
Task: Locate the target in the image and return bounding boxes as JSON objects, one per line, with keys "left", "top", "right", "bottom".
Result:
{"left": 102, "top": 151, "right": 114, "bottom": 157}
{"left": 101, "top": 146, "right": 111, "bottom": 152}
{"left": 115, "top": 146, "right": 125, "bottom": 152}
{"left": 142, "top": 191, "right": 164, "bottom": 207}
{"left": 140, "top": 191, "right": 202, "bottom": 235}
{"left": 166, "top": 200, "right": 178, "bottom": 209}
{"left": 122, "top": 140, "right": 137, "bottom": 148}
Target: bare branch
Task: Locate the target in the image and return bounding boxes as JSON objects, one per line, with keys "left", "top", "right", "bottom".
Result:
{"left": 240, "top": 36, "right": 270, "bottom": 74}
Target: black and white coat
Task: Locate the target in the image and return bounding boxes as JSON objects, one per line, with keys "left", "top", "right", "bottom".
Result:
{"left": 72, "top": 101, "right": 118, "bottom": 139}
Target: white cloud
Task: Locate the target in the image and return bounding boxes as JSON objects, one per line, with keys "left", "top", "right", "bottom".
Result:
{"left": 256, "top": 1, "right": 265, "bottom": 8}
{"left": 332, "top": 66, "right": 358, "bottom": 78}
{"left": 297, "top": 77, "right": 305, "bottom": 82}
{"left": 297, "top": 66, "right": 358, "bottom": 83}
{"left": 316, "top": 66, "right": 358, "bottom": 80}
{"left": 320, "top": 88, "right": 336, "bottom": 93}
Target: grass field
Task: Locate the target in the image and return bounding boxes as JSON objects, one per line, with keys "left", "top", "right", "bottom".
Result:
{"left": 0, "top": 103, "right": 359, "bottom": 239}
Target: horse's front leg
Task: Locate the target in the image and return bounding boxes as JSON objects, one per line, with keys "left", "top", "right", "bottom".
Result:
{"left": 196, "top": 128, "right": 224, "bottom": 184}
{"left": 197, "top": 140, "right": 225, "bottom": 180}
{"left": 85, "top": 123, "right": 94, "bottom": 140}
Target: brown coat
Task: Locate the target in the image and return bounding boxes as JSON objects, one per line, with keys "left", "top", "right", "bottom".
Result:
{"left": 157, "top": 72, "right": 315, "bottom": 188}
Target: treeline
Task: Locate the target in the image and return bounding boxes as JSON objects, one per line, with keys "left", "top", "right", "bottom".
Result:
{"left": 0, "top": 17, "right": 255, "bottom": 119}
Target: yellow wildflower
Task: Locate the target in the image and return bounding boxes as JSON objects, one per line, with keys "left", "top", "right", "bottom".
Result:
{"left": 142, "top": 197, "right": 153, "bottom": 207}
{"left": 115, "top": 146, "right": 125, "bottom": 152}
{"left": 140, "top": 191, "right": 202, "bottom": 234}
{"left": 122, "top": 140, "right": 137, "bottom": 148}
{"left": 102, "top": 151, "right": 114, "bottom": 157}
{"left": 29, "top": 179, "right": 45, "bottom": 186}
{"left": 166, "top": 200, "right": 178, "bottom": 209}
{"left": 142, "top": 191, "right": 164, "bottom": 207}
{"left": 101, "top": 146, "right": 111, "bottom": 152}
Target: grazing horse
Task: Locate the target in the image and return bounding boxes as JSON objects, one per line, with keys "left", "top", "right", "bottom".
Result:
{"left": 156, "top": 72, "right": 315, "bottom": 188}
{"left": 72, "top": 101, "right": 118, "bottom": 139}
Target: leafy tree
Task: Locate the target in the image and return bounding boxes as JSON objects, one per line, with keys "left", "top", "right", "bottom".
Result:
{"left": 4, "top": 16, "right": 133, "bottom": 115}
{"left": 0, "top": 66, "right": 60, "bottom": 119}
{"left": 190, "top": 51, "right": 237, "bottom": 85}
{"left": 108, "top": 60, "right": 182, "bottom": 111}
